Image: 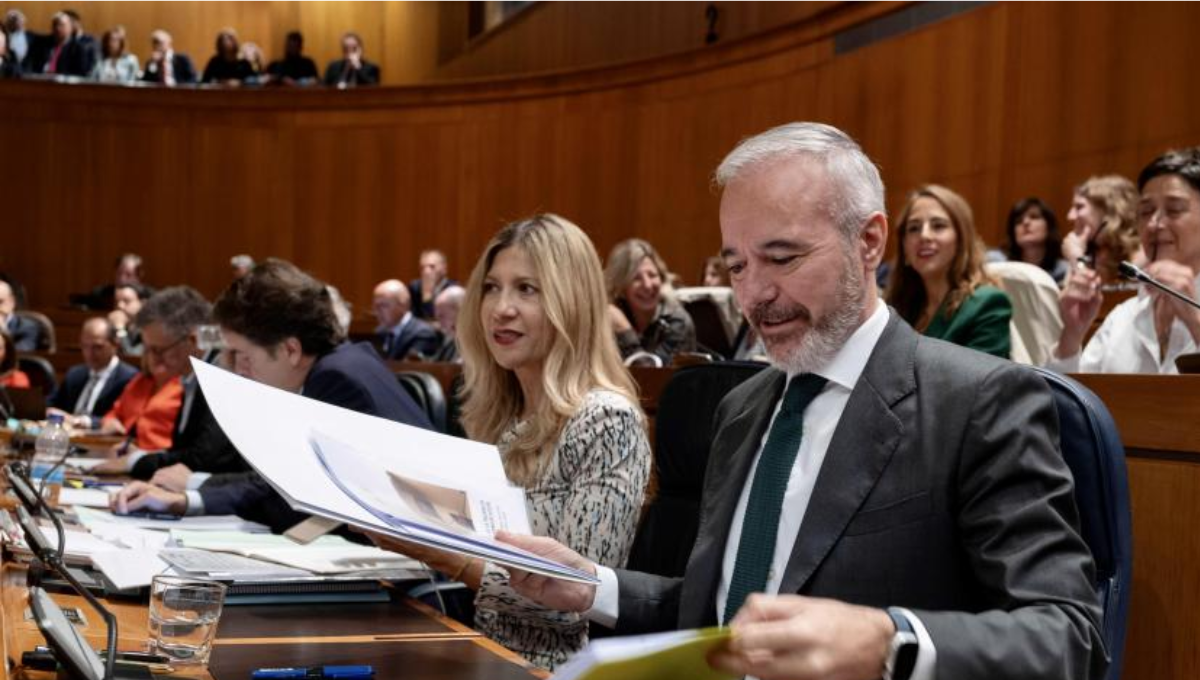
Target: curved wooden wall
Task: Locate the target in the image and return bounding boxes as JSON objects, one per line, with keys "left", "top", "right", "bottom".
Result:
{"left": 3, "top": 1, "right": 1200, "bottom": 314}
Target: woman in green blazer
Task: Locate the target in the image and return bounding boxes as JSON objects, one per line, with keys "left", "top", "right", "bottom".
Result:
{"left": 886, "top": 184, "right": 1013, "bottom": 358}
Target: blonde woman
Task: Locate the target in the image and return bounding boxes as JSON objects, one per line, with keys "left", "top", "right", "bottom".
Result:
{"left": 1062, "top": 175, "right": 1142, "bottom": 283}
{"left": 604, "top": 238, "right": 696, "bottom": 364}
{"left": 886, "top": 184, "right": 1013, "bottom": 358}
{"left": 376, "top": 214, "right": 650, "bottom": 669}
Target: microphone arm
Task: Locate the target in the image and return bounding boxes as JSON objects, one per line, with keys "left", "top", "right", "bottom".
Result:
{"left": 1119, "top": 261, "right": 1200, "bottom": 312}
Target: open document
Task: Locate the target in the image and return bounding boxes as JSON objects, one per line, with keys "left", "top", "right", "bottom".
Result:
{"left": 551, "top": 627, "right": 734, "bottom": 680}
{"left": 191, "top": 358, "right": 599, "bottom": 584}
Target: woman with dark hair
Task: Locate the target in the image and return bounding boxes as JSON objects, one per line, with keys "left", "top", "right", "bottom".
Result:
{"left": 1004, "top": 197, "right": 1069, "bottom": 283}
{"left": 201, "top": 28, "right": 253, "bottom": 85}
{"left": 91, "top": 26, "right": 139, "bottom": 83}
{"left": 0, "top": 330, "right": 30, "bottom": 388}
{"left": 886, "top": 184, "right": 1013, "bottom": 358}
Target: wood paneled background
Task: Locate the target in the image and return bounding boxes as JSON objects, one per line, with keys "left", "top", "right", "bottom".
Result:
{"left": 3, "top": 1, "right": 1200, "bottom": 317}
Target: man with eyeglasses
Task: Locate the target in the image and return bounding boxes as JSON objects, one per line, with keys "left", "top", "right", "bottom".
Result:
{"left": 1050, "top": 147, "right": 1200, "bottom": 373}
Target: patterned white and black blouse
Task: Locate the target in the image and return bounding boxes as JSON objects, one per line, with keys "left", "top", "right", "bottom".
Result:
{"left": 473, "top": 389, "right": 651, "bottom": 670}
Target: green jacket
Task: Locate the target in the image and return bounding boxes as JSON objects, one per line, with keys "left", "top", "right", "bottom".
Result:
{"left": 924, "top": 285, "right": 1013, "bottom": 359}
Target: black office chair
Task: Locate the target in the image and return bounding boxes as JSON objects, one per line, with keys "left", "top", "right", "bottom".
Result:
{"left": 626, "top": 361, "right": 766, "bottom": 577}
{"left": 1032, "top": 367, "right": 1132, "bottom": 680}
{"left": 395, "top": 371, "right": 447, "bottom": 434}
{"left": 682, "top": 297, "right": 734, "bottom": 360}
{"left": 17, "top": 355, "right": 57, "bottom": 398}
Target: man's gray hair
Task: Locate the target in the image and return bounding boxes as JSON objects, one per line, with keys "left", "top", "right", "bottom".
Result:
{"left": 137, "top": 286, "right": 211, "bottom": 338}
{"left": 714, "top": 122, "right": 886, "bottom": 239}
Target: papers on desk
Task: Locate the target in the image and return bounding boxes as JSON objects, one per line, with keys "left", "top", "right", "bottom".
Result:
{"left": 193, "top": 358, "right": 599, "bottom": 584}
{"left": 551, "top": 628, "right": 734, "bottom": 680}
{"left": 73, "top": 506, "right": 270, "bottom": 534}
{"left": 89, "top": 550, "right": 169, "bottom": 590}
{"left": 170, "top": 530, "right": 423, "bottom": 575}
{"left": 64, "top": 457, "right": 107, "bottom": 472}
{"left": 56, "top": 487, "right": 113, "bottom": 509}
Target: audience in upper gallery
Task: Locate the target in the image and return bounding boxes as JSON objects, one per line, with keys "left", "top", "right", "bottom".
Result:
{"left": 429, "top": 285, "right": 465, "bottom": 363}
{"left": 886, "top": 184, "right": 1013, "bottom": 358}
{"left": 201, "top": 28, "right": 254, "bottom": 86}
{"left": 997, "top": 197, "right": 1070, "bottom": 283}
{"left": 92, "top": 286, "right": 207, "bottom": 466}
{"left": 0, "top": 330, "right": 30, "bottom": 389}
{"left": 46, "top": 317, "right": 138, "bottom": 428}
{"left": 323, "top": 31, "right": 379, "bottom": 88}
{"left": 110, "top": 259, "right": 432, "bottom": 535}
{"left": 1048, "top": 147, "right": 1200, "bottom": 374}
{"left": 32, "top": 11, "right": 90, "bottom": 77}
{"left": 0, "top": 29, "right": 21, "bottom": 79}
{"left": 372, "top": 279, "right": 440, "bottom": 360}
{"left": 265, "top": 31, "right": 318, "bottom": 86}
{"left": 4, "top": 10, "right": 29, "bottom": 67}
{"left": 229, "top": 254, "right": 255, "bottom": 279}
{"left": 410, "top": 249, "right": 458, "bottom": 320}
{"left": 1061, "top": 174, "right": 1142, "bottom": 284}
{"left": 141, "top": 29, "right": 196, "bottom": 86}
{"left": 701, "top": 255, "right": 731, "bottom": 287}
{"left": 371, "top": 214, "right": 650, "bottom": 670}
{"left": 605, "top": 238, "right": 697, "bottom": 365}
{"left": 110, "top": 283, "right": 148, "bottom": 356}
{"left": 76, "top": 252, "right": 147, "bottom": 310}
{"left": 90, "top": 26, "right": 138, "bottom": 83}
{"left": 0, "top": 280, "right": 44, "bottom": 352}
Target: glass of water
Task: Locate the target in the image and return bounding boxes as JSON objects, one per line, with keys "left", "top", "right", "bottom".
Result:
{"left": 147, "top": 576, "right": 227, "bottom": 665}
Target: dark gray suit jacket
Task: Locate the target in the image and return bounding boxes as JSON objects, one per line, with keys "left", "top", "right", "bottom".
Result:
{"left": 616, "top": 313, "right": 1107, "bottom": 680}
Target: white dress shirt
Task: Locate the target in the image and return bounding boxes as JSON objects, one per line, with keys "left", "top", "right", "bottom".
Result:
{"left": 590, "top": 302, "right": 936, "bottom": 679}
{"left": 1047, "top": 275, "right": 1200, "bottom": 374}
{"left": 74, "top": 355, "right": 121, "bottom": 416}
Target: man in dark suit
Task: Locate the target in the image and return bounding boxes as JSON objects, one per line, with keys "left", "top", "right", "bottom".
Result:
{"left": 0, "top": 280, "right": 43, "bottom": 352}
{"left": 409, "top": 249, "right": 459, "bottom": 320}
{"left": 323, "top": 32, "right": 379, "bottom": 87}
{"left": 112, "top": 259, "right": 431, "bottom": 534}
{"left": 373, "top": 279, "right": 441, "bottom": 360}
{"left": 500, "top": 123, "right": 1106, "bottom": 680}
{"left": 29, "top": 12, "right": 90, "bottom": 77}
{"left": 140, "top": 30, "right": 196, "bottom": 85}
{"left": 46, "top": 318, "right": 137, "bottom": 427}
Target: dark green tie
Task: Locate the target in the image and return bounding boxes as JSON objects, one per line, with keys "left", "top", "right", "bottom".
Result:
{"left": 723, "top": 373, "right": 827, "bottom": 625}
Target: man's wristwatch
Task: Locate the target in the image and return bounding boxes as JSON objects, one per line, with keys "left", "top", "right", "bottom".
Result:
{"left": 883, "top": 608, "right": 919, "bottom": 680}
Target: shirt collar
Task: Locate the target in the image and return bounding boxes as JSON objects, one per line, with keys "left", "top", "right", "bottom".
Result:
{"left": 797, "top": 300, "right": 889, "bottom": 392}
{"left": 93, "top": 355, "right": 119, "bottom": 379}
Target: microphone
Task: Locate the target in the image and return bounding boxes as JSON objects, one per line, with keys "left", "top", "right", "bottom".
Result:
{"left": 1119, "top": 261, "right": 1200, "bottom": 312}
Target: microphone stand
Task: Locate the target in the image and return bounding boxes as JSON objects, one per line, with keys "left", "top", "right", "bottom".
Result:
{"left": 1119, "top": 261, "right": 1200, "bottom": 312}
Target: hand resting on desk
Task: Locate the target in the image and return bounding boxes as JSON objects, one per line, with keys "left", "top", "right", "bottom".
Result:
{"left": 110, "top": 480, "right": 186, "bottom": 515}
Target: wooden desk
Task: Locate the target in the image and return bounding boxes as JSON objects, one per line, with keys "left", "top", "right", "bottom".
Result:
{"left": 0, "top": 562, "right": 543, "bottom": 680}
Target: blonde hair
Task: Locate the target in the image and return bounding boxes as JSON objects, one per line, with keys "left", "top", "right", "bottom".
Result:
{"left": 1077, "top": 175, "right": 1139, "bottom": 281}
{"left": 887, "top": 184, "right": 994, "bottom": 326}
{"left": 604, "top": 238, "right": 674, "bottom": 304}
{"left": 458, "top": 214, "right": 641, "bottom": 485}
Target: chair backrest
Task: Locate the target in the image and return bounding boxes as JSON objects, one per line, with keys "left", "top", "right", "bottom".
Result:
{"left": 17, "top": 355, "right": 58, "bottom": 398}
{"left": 681, "top": 297, "right": 735, "bottom": 360}
{"left": 395, "top": 371, "right": 447, "bottom": 434}
{"left": 626, "top": 361, "right": 766, "bottom": 577}
{"left": 986, "top": 261, "right": 1063, "bottom": 366}
{"left": 15, "top": 311, "right": 56, "bottom": 353}
{"left": 1031, "top": 367, "right": 1132, "bottom": 680}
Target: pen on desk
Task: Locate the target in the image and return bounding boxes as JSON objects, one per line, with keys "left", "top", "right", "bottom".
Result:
{"left": 252, "top": 665, "right": 375, "bottom": 679}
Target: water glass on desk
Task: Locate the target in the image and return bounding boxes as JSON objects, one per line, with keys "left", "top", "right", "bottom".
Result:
{"left": 148, "top": 575, "right": 227, "bottom": 665}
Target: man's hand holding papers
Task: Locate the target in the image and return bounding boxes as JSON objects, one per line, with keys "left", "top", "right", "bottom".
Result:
{"left": 498, "top": 532, "right": 598, "bottom": 613}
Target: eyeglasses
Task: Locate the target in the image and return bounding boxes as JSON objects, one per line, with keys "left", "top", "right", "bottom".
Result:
{"left": 144, "top": 333, "right": 189, "bottom": 358}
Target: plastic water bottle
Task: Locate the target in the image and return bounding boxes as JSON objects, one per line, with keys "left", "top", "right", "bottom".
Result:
{"left": 33, "top": 414, "right": 71, "bottom": 481}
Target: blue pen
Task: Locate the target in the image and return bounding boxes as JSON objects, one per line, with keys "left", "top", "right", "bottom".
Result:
{"left": 252, "top": 666, "right": 374, "bottom": 679}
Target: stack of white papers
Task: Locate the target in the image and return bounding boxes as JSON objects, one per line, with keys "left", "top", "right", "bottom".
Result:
{"left": 193, "top": 359, "right": 598, "bottom": 584}
{"left": 73, "top": 506, "right": 270, "bottom": 534}
{"left": 170, "top": 530, "right": 423, "bottom": 575}
{"left": 57, "top": 487, "right": 113, "bottom": 509}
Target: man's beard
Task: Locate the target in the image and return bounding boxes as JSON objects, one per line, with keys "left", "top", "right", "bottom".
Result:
{"left": 750, "top": 250, "right": 866, "bottom": 376}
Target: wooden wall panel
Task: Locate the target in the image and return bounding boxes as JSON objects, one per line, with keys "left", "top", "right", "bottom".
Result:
{"left": 4, "top": 2, "right": 1200, "bottom": 321}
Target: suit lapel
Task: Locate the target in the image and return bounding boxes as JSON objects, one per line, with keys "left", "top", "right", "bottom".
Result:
{"left": 777, "top": 314, "right": 916, "bottom": 596}
{"left": 678, "top": 370, "right": 786, "bottom": 627}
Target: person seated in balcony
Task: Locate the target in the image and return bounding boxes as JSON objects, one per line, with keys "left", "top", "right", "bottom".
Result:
{"left": 0, "top": 281, "right": 44, "bottom": 352}
{"left": 141, "top": 30, "right": 196, "bottom": 86}
{"left": 201, "top": 28, "right": 254, "bottom": 86}
{"left": 323, "top": 32, "right": 379, "bottom": 88}
{"left": 265, "top": 31, "right": 318, "bottom": 86}
{"left": 33, "top": 12, "right": 90, "bottom": 77}
{"left": 373, "top": 279, "right": 441, "bottom": 360}
{"left": 0, "top": 29, "right": 22, "bottom": 79}
{"left": 90, "top": 26, "right": 139, "bottom": 83}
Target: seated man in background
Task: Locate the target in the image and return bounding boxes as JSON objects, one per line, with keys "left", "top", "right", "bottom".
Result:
{"left": 265, "top": 31, "right": 317, "bottom": 86}
{"left": 323, "top": 31, "right": 378, "bottom": 87}
{"left": 141, "top": 30, "right": 196, "bottom": 86}
{"left": 110, "top": 282, "right": 149, "bottom": 356}
{"left": 93, "top": 286, "right": 210, "bottom": 456}
{"left": 410, "top": 249, "right": 458, "bottom": 320}
{"left": 78, "top": 252, "right": 146, "bottom": 310}
{"left": 112, "top": 259, "right": 432, "bottom": 534}
{"left": 1050, "top": 147, "right": 1200, "bottom": 374}
{"left": 373, "top": 279, "right": 440, "bottom": 360}
{"left": 47, "top": 317, "right": 138, "bottom": 428}
{"left": 429, "top": 285, "right": 465, "bottom": 363}
{"left": 0, "top": 280, "right": 43, "bottom": 351}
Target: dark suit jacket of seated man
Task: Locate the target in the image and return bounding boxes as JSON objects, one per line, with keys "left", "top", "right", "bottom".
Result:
{"left": 133, "top": 341, "right": 431, "bottom": 533}
{"left": 503, "top": 121, "right": 1105, "bottom": 680}
{"left": 379, "top": 315, "right": 441, "bottom": 361}
{"left": 47, "top": 359, "right": 139, "bottom": 425}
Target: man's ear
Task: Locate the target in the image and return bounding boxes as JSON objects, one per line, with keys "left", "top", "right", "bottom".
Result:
{"left": 860, "top": 212, "right": 888, "bottom": 269}
{"left": 284, "top": 337, "right": 305, "bottom": 367}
